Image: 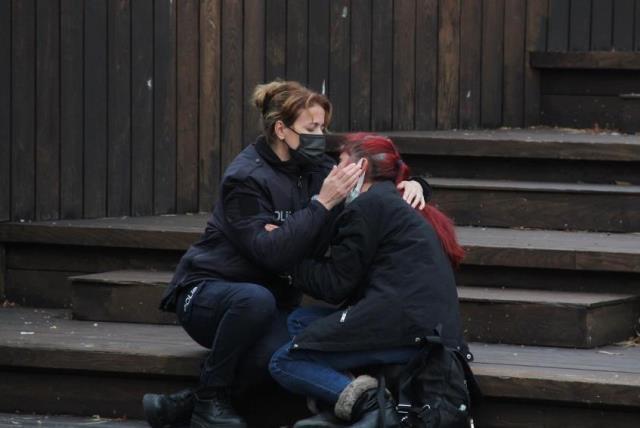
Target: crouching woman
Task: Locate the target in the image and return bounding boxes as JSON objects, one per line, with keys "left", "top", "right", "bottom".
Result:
{"left": 269, "top": 133, "right": 470, "bottom": 427}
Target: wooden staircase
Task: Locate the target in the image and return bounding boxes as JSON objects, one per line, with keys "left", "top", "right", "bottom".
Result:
{"left": 1, "top": 128, "right": 640, "bottom": 427}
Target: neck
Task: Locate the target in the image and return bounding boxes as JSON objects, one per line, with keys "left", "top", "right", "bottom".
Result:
{"left": 361, "top": 181, "right": 374, "bottom": 193}
{"left": 269, "top": 139, "right": 291, "bottom": 162}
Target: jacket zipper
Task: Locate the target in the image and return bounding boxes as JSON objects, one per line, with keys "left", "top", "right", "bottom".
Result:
{"left": 340, "top": 307, "right": 350, "bottom": 323}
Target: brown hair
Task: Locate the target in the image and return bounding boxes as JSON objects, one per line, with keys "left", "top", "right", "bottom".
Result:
{"left": 252, "top": 80, "right": 332, "bottom": 142}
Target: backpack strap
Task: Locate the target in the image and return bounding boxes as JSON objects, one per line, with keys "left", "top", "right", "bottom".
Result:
{"left": 395, "top": 342, "right": 440, "bottom": 426}
{"left": 453, "top": 350, "right": 483, "bottom": 406}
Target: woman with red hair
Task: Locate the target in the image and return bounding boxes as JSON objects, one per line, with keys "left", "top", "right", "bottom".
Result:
{"left": 269, "top": 133, "right": 469, "bottom": 427}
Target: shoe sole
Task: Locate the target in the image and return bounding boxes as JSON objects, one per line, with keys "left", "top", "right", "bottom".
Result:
{"left": 190, "top": 415, "right": 247, "bottom": 428}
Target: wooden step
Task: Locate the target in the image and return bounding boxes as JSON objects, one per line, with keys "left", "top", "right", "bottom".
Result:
{"left": 530, "top": 51, "right": 640, "bottom": 71}
{"left": 71, "top": 270, "right": 640, "bottom": 348}
{"left": 374, "top": 128, "right": 640, "bottom": 185}
{"left": 1, "top": 308, "right": 639, "bottom": 427}
{"left": 430, "top": 177, "right": 640, "bottom": 232}
{"left": 0, "top": 413, "right": 148, "bottom": 427}
{"left": 459, "top": 287, "right": 640, "bottom": 348}
{"left": 72, "top": 271, "right": 640, "bottom": 348}
{"left": 3, "top": 216, "right": 640, "bottom": 307}
{"left": 70, "top": 270, "right": 176, "bottom": 325}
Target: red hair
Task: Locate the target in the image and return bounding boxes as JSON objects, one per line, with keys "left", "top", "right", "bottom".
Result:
{"left": 341, "top": 133, "right": 465, "bottom": 268}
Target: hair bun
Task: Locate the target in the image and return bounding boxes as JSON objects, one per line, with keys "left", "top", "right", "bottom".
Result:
{"left": 252, "top": 80, "right": 294, "bottom": 114}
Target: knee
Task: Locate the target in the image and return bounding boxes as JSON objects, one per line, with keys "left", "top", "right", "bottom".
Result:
{"left": 268, "top": 342, "right": 292, "bottom": 378}
{"left": 234, "top": 284, "right": 277, "bottom": 323}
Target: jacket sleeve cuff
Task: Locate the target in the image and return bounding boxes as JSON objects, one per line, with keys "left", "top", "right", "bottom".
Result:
{"left": 408, "top": 175, "right": 433, "bottom": 202}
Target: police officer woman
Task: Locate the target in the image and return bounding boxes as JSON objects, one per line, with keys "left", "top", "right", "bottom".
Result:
{"left": 144, "top": 81, "right": 430, "bottom": 428}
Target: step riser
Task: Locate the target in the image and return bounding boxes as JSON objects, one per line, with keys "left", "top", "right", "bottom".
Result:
{"left": 461, "top": 301, "right": 640, "bottom": 348}
{"left": 71, "top": 277, "right": 640, "bottom": 348}
{"left": 474, "top": 399, "right": 640, "bottom": 428}
{"left": 433, "top": 188, "right": 640, "bottom": 233}
{"left": 4, "top": 243, "right": 182, "bottom": 308}
{"left": 0, "top": 369, "right": 308, "bottom": 428}
{"left": 72, "top": 282, "right": 177, "bottom": 325}
{"left": 405, "top": 154, "right": 640, "bottom": 185}
{"left": 456, "top": 266, "right": 640, "bottom": 294}
{"left": 3, "top": 369, "right": 639, "bottom": 428}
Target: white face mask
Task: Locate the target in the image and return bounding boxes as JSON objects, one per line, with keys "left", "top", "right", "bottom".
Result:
{"left": 345, "top": 159, "right": 365, "bottom": 205}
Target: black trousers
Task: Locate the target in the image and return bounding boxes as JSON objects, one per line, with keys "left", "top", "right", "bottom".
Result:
{"left": 177, "top": 280, "right": 291, "bottom": 394}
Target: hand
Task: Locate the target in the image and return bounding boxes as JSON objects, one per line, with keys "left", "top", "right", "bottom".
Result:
{"left": 316, "top": 163, "right": 363, "bottom": 210}
{"left": 264, "top": 224, "right": 279, "bottom": 232}
{"left": 397, "top": 180, "right": 426, "bottom": 209}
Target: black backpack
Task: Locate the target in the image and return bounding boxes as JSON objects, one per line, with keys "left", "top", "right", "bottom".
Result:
{"left": 377, "top": 329, "right": 480, "bottom": 428}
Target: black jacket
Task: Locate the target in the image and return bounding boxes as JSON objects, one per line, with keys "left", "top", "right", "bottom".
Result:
{"left": 160, "top": 136, "right": 336, "bottom": 311}
{"left": 291, "top": 180, "right": 468, "bottom": 355}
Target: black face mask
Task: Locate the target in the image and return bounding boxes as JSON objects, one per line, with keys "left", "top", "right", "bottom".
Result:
{"left": 287, "top": 128, "right": 326, "bottom": 167}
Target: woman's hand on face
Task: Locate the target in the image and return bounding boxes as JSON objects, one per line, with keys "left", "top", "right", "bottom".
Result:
{"left": 316, "top": 163, "right": 363, "bottom": 210}
{"left": 397, "top": 180, "right": 426, "bottom": 209}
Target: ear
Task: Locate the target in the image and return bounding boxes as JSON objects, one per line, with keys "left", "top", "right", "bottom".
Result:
{"left": 360, "top": 158, "right": 369, "bottom": 175}
{"left": 274, "top": 120, "right": 286, "bottom": 141}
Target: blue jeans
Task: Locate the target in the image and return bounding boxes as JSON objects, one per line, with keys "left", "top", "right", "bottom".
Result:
{"left": 177, "top": 280, "right": 290, "bottom": 393}
{"left": 269, "top": 306, "right": 419, "bottom": 404}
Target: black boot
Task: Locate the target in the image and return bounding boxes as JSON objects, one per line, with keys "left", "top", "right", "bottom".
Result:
{"left": 190, "top": 388, "right": 247, "bottom": 428}
{"left": 143, "top": 388, "right": 195, "bottom": 428}
{"left": 334, "top": 375, "right": 401, "bottom": 428}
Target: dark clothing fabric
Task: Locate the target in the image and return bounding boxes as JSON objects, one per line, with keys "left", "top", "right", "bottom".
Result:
{"left": 161, "top": 136, "right": 337, "bottom": 312}
{"left": 291, "top": 180, "right": 468, "bottom": 355}
{"left": 177, "top": 280, "right": 291, "bottom": 391}
{"left": 158, "top": 135, "right": 434, "bottom": 391}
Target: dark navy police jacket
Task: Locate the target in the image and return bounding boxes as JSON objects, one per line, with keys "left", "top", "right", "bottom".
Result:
{"left": 160, "top": 136, "right": 335, "bottom": 311}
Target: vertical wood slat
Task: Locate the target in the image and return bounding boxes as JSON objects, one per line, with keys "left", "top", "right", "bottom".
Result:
{"left": 329, "top": 0, "right": 350, "bottom": 131}
{"left": 308, "top": 0, "right": 330, "bottom": 95}
{"left": 84, "top": 0, "right": 108, "bottom": 218}
{"left": 131, "top": 0, "right": 154, "bottom": 216}
{"left": 547, "top": 0, "right": 570, "bottom": 51}
{"left": 481, "top": 0, "right": 504, "bottom": 128}
{"left": 371, "top": 0, "right": 393, "bottom": 131}
{"left": 569, "top": 0, "right": 591, "bottom": 51}
{"left": 392, "top": 0, "right": 416, "bottom": 130}
{"left": 591, "top": 0, "right": 613, "bottom": 50}
{"left": 177, "top": 0, "right": 199, "bottom": 213}
{"left": 154, "top": 0, "right": 177, "bottom": 215}
{"left": 437, "top": 0, "right": 461, "bottom": 130}
{"left": 287, "top": 0, "right": 309, "bottom": 84}
{"left": 350, "top": 0, "right": 371, "bottom": 130}
{"left": 613, "top": 0, "right": 635, "bottom": 51}
{"left": 0, "top": 245, "right": 5, "bottom": 299}
{"left": 458, "top": 0, "right": 481, "bottom": 129}
{"left": 36, "top": 0, "right": 61, "bottom": 221}
{"left": 12, "top": 0, "right": 36, "bottom": 221}
{"left": 107, "top": 0, "right": 131, "bottom": 217}
{"left": 415, "top": 0, "right": 438, "bottom": 130}
{"left": 524, "top": 0, "right": 548, "bottom": 126}
{"left": 636, "top": 0, "right": 640, "bottom": 50}
{"left": 265, "top": 0, "right": 286, "bottom": 81}
{"left": 199, "top": 0, "right": 221, "bottom": 212}
{"left": 503, "top": 0, "right": 526, "bottom": 127}
{"left": 0, "top": 1, "right": 12, "bottom": 221}
{"left": 220, "top": 0, "right": 243, "bottom": 168}
{"left": 244, "top": 0, "right": 265, "bottom": 145}
{"left": 61, "top": 0, "right": 84, "bottom": 219}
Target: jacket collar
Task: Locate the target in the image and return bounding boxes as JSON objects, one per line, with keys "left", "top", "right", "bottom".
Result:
{"left": 254, "top": 135, "right": 309, "bottom": 176}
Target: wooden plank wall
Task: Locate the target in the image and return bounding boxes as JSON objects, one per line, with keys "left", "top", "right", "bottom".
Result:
{"left": 1, "top": 0, "right": 636, "bottom": 222}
